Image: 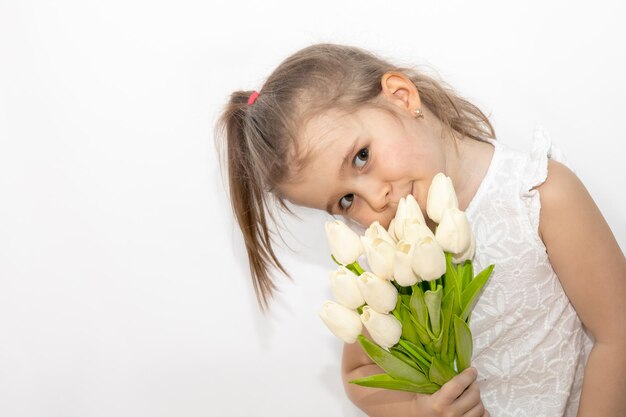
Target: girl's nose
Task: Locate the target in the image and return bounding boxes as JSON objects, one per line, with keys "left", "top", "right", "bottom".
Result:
{"left": 359, "top": 180, "right": 391, "bottom": 213}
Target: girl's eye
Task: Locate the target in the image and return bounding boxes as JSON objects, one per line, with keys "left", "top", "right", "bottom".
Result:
{"left": 354, "top": 147, "right": 369, "bottom": 169}
{"left": 339, "top": 194, "right": 354, "bottom": 211}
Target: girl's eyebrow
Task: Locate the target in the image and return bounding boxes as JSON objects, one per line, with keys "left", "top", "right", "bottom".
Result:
{"left": 338, "top": 138, "right": 358, "bottom": 176}
{"left": 325, "top": 137, "right": 359, "bottom": 214}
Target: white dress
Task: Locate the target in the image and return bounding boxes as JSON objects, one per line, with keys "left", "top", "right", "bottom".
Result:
{"left": 465, "top": 127, "right": 594, "bottom": 417}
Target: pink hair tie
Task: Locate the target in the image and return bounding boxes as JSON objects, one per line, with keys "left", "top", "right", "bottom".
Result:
{"left": 247, "top": 91, "right": 260, "bottom": 105}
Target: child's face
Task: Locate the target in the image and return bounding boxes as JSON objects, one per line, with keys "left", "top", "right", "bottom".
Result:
{"left": 279, "top": 105, "right": 450, "bottom": 230}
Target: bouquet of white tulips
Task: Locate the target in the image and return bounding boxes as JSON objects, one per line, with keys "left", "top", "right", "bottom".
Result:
{"left": 319, "top": 173, "right": 495, "bottom": 394}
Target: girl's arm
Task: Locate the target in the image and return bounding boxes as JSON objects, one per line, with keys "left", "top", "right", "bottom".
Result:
{"left": 537, "top": 160, "right": 626, "bottom": 417}
{"left": 341, "top": 328, "right": 489, "bottom": 417}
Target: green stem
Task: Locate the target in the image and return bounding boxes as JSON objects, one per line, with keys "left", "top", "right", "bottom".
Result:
{"left": 351, "top": 261, "right": 365, "bottom": 275}
{"left": 429, "top": 280, "right": 436, "bottom": 292}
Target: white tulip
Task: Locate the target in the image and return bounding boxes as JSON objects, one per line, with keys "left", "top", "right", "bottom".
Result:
{"left": 319, "top": 301, "right": 363, "bottom": 344}
{"left": 357, "top": 272, "right": 398, "bottom": 314}
{"left": 402, "top": 218, "right": 435, "bottom": 244}
{"left": 452, "top": 230, "right": 476, "bottom": 263}
{"left": 434, "top": 208, "right": 472, "bottom": 255}
{"left": 426, "top": 173, "right": 459, "bottom": 223}
{"left": 325, "top": 220, "right": 364, "bottom": 265}
{"left": 330, "top": 267, "right": 365, "bottom": 309}
{"left": 361, "top": 236, "right": 395, "bottom": 280}
{"left": 365, "top": 221, "right": 397, "bottom": 246}
{"left": 393, "top": 240, "right": 421, "bottom": 286}
{"left": 393, "top": 195, "right": 426, "bottom": 241}
{"left": 411, "top": 236, "right": 446, "bottom": 281}
{"left": 360, "top": 306, "right": 402, "bottom": 349}
{"left": 387, "top": 218, "right": 399, "bottom": 241}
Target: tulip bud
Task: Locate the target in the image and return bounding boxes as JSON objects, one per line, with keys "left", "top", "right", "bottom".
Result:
{"left": 452, "top": 230, "right": 476, "bottom": 264}
{"left": 411, "top": 236, "right": 446, "bottom": 281}
{"left": 325, "top": 220, "right": 364, "bottom": 265}
{"left": 319, "top": 301, "right": 363, "bottom": 344}
{"left": 360, "top": 306, "right": 402, "bottom": 349}
{"left": 361, "top": 236, "right": 395, "bottom": 280}
{"left": 365, "top": 221, "right": 397, "bottom": 246}
{"left": 402, "top": 218, "right": 435, "bottom": 244}
{"left": 387, "top": 218, "right": 399, "bottom": 241}
{"left": 426, "top": 173, "right": 459, "bottom": 223}
{"left": 330, "top": 267, "right": 365, "bottom": 309}
{"left": 434, "top": 208, "right": 472, "bottom": 255}
{"left": 393, "top": 195, "right": 426, "bottom": 240}
{"left": 357, "top": 272, "right": 398, "bottom": 314}
{"left": 393, "top": 240, "right": 420, "bottom": 286}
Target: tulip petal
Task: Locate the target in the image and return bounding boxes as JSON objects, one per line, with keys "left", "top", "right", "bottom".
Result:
{"left": 330, "top": 267, "right": 365, "bottom": 310}
{"left": 411, "top": 236, "right": 446, "bottom": 281}
{"left": 426, "top": 173, "right": 459, "bottom": 223}
{"left": 435, "top": 208, "right": 472, "bottom": 255}
{"left": 361, "top": 236, "right": 395, "bottom": 280}
{"left": 358, "top": 273, "right": 398, "bottom": 314}
{"left": 393, "top": 241, "right": 420, "bottom": 286}
{"left": 360, "top": 306, "right": 402, "bottom": 348}
{"left": 325, "top": 220, "right": 364, "bottom": 265}
{"left": 365, "top": 221, "right": 397, "bottom": 246}
{"left": 319, "top": 301, "right": 362, "bottom": 344}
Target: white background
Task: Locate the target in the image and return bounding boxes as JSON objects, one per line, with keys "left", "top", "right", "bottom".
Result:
{"left": 1, "top": 1, "right": 625, "bottom": 416}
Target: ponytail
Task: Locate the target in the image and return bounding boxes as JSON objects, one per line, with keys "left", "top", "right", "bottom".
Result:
{"left": 215, "top": 91, "right": 292, "bottom": 313}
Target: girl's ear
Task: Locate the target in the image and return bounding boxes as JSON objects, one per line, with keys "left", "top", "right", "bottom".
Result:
{"left": 380, "top": 72, "right": 422, "bottom": 116}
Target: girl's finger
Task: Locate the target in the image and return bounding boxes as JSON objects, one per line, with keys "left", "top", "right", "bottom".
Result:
{"left": 453, "top": 381, "right": 481, "bottom": 413}
{"left": 461, "top": 399, "right": 486, "bottom": 417}
{"left": 435, "top": 367, "right": 477, "bottom": 404}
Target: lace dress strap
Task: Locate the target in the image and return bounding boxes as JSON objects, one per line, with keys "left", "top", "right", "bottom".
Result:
{"left": 520, "top": 126, "right": 573, "bottom": 199}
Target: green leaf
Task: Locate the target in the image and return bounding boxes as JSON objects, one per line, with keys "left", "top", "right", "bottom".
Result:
{"left": 459, "top": 261, "right": 471, "bottom": 290}
{"left": 460, "top": 264, "right": 495, "bottom": 321}
{"left": 388, "top": 347, "right": 422, "bottom": 371}
{"left": 408, "top": 313, "right": 432, "bottom": 345}
{"left": 409, "top": 284, "right": 429, "bottom": 328}
{"left": 444, "top": 253, "right": 461, "bottom": 307}
{"left": 400, "top": 294, "right": 412, "bottom": 308}
{"left": 428, "top": 356, "right": 458, "bottom": 386}
{"left": 349, "top": 374, "right": 440, "bottom": 394}
{"left": 395, "top": 343, "right": 431, "bottom": 376}
{"left": 453, "top": 315, "right": 473, "bottom": 372}
{"left": 400, "top": 304, "right": 420, "bottom": 345}
{"left": 357, "top": 334, "right": 430, "bottom": 385}
{"left": 440, "top": 290, "right": 455, "bottom": 363}
{"left": 398, "top": 339, "right": 432, "bottom": 368}
{"left": 457, "top": 262, "right": 472, "bottom": 294}
{"left": 424, "top": 286, "right": 443, "bottom": 337}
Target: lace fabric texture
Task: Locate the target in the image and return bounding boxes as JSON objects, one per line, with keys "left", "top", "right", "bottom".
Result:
{"left": 465, "top": 127, "right": 594, "bottom": 417}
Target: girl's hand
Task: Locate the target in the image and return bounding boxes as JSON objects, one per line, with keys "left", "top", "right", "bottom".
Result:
{"left": 413, "top": 367, "right": 490, "bottom": 417}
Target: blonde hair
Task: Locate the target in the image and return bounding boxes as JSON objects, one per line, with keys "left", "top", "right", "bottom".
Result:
{"left": 215, "top": 43, "right": 495, "bottom": 312}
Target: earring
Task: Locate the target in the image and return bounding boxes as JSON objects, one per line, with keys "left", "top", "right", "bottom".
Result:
{"left": 414, "top": 109, "right": 424, "bottom": 119}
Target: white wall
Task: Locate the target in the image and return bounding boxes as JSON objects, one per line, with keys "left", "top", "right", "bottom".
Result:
{"left": 1, "top": 1, "right": 624, "bottom": 416}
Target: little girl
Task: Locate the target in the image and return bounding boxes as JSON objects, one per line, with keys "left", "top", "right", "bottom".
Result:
{"left": 215, "top": 43, "right": 626, "bottom": 417}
